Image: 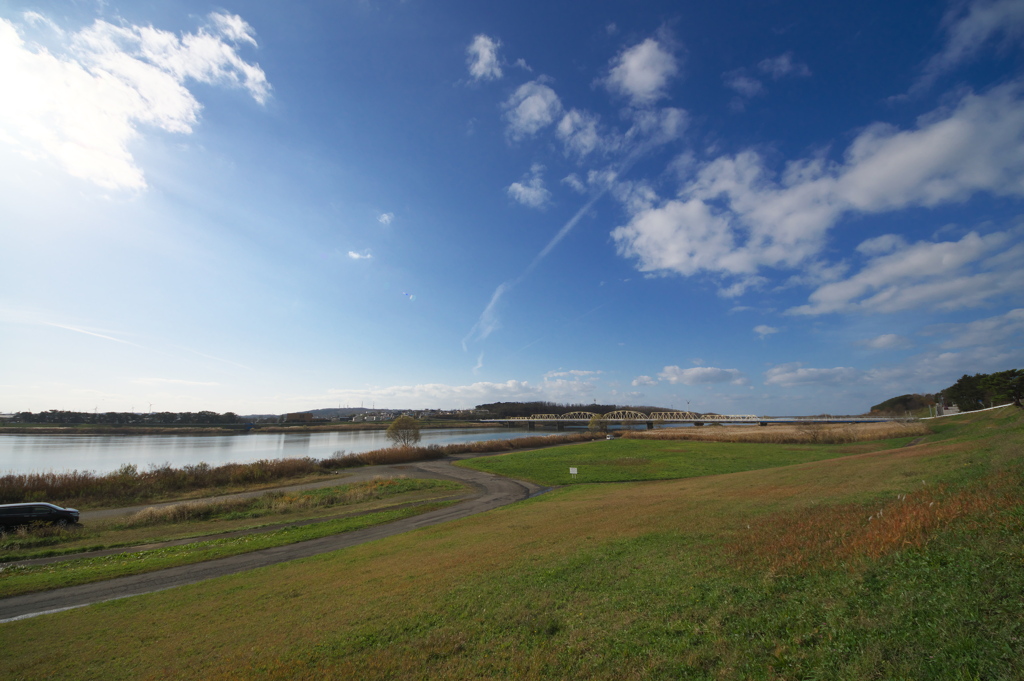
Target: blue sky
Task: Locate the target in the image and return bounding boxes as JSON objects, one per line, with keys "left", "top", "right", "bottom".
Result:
{"left": 1, "top": 0, "right": 1023, "bottom": 416}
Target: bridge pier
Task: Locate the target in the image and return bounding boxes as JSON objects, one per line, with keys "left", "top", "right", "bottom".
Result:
{"left": 527, "top": 422, "right": 535, "bottom": 431}
{"left": 646, "top": 421, "right": 654, "bottom": 430}
{"left": 556, "top": 423, "right": 565, "bottom": 431}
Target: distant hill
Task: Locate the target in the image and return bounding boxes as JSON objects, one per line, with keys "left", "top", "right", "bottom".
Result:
{"left": 306, "top": 408, "right": 372, "bottom": 419}
{"left": 870, "top": 394, "right": 936, "bottom": 415}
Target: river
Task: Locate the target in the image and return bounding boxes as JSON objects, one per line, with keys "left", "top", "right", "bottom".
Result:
{"left": 0, "top": 427, "right": 555, "bottom": 475}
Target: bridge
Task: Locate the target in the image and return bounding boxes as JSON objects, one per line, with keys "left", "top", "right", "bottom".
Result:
{"left": 485, "top": 410, "right": 898, "bottom": 430}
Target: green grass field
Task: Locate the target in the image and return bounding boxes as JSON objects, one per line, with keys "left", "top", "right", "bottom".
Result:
{"left": 0, "top": 479, "right": 464, "bottom": 597}
{"left": 1, "top": 408, "right": 1022, "bottom": 680}
{"left": 454, "top": 434, "right": 920, "bottom": 485}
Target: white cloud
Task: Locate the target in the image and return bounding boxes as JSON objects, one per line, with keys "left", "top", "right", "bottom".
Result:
{"left": 789, "top": 231, "right": 1019, "bottom": 315}
{"left": 757, "top": 52, "right": 811, "bottom": 79}
{"left": 658, "top": 365, "right": 747, "bottom": 385}
{"left": 856, "top": 233, "right": 908, "bottom": 256}
{"left": 507, "top": 163, "right": 551, "bottom": 208}
{"left": 626, "top": 107, "right": 688, "bottom": 144}
{"left": 556, "top": 109, "right": 604, "bottom": 157}
{"left": 918, "top": 0, "right": 1024, "bottom": 91}
{"left": 925, "top": 308, "right": 1024, "bottom": 348}
{"left": 133, "top": 377, "right": 220, "bottom": 386}
{"left": 0, "top": 13, "right": 268, "bottom": 190}
{"left": 764, "top": 363, "right": 859, "bottom": 387}
{"left": 467, "top": 34, "right": 502, "bottom": 81}
{"left": 861, "top": 334, "right": 911, "bottom": 349}
{"left": 631, "top": 375, "right": 657, "bottom": 386}
{"left": 328, "top": 379, "right": 541, "bottom": 409}
{"left": 347, "top": 250, "right": 372, "bottom": 260}
{"left": 723, "top": 71, "right": 764, "bottom": 98}
{"left": 605, "top": 38, "right": 678, "bottom": 107}
{"left": 544, "top": 369, "right": 602, "bottom": 379}
{"left": 377, "top": 212, "right": 394, "bottom": 225}
{"left": 611, "top": 82, "right": 1024, "bottom": 291}
{"left": 611, "top": 198, "right": 740, "bottom": 277}
{"left": 503, "top": 79, "right": 562, "bottom": 140}
{"left": 562, "top": 173, "right": 586, "bottom": 193}
{"left": 754, "top": 324, "right": 778, "bottom": 339}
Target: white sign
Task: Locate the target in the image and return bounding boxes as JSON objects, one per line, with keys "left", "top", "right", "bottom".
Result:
{"left": 569, "top": 467, "right": 577, "bottom": 475}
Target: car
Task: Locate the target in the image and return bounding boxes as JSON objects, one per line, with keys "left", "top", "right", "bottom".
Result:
{"left": 0, "top": 502, "right": 80, "bottom": 529}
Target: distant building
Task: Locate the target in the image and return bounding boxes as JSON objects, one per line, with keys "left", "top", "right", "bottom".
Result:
{"left": 283, "top": 412, "right": 315, "bottom": 423}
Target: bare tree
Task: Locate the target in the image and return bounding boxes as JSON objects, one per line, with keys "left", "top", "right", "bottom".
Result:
{"left": 386, "top": 415, "right": 422, "bottom": 447}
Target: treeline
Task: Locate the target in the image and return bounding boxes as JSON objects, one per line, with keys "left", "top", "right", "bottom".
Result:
{"left": 943, "top": 369, "right": 1023, "bottom": 411}
{"left": 7, "top": 410, "right": 243, "bottom": 426}
{"left": 475, "top": 401, "right": 669, "bottom": 419}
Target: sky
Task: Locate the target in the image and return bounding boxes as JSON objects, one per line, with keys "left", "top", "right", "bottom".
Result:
{"left": 1, "top": 0, "right": 1023, "bottom": 416}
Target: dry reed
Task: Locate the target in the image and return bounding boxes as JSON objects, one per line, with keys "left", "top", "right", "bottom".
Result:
{"left": 0, "top": 432, "right": 599, "bottom": 506}
{"left": 115, "top": 477, "right": 426, "bottom": 528}
{"left": 619, "top": 420, "right": 930, "bottom": 444}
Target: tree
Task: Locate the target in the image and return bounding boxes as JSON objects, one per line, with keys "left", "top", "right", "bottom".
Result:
{"left": 587, "top": 414, "right": 608, "bottom": 434}
{"left": 983, "top": 369, "right": 1024, "bottom": 407}
{"left": 943, "top": 373, "right": 986, "bottom": 411}
{"left": 386, "top": 415, "right": 422, "bottom": 447}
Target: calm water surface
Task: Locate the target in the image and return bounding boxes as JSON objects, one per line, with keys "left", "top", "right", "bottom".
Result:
{"left": 0, "top": 427, "right": 553, "bottom": 475}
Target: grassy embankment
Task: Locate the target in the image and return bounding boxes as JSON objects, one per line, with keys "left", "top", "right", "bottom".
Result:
{"left": 2, "top": 409, "right": 1022, "bottom": 679}
{"left": 0, "top": 432, "right": 601, "bottom": 509}
{"left": 456, "top": 421, "right": 931, "bottom": 485}
{"left": 0, "top": 478, "right": 465, "bottom": 598}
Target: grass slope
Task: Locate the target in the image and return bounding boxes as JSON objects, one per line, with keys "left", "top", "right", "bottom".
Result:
{"left": 1, "top": 408, "right": 1022, "bottom": 680}
{"left": 455, "top": 434, "right": 919, "bottom": 485}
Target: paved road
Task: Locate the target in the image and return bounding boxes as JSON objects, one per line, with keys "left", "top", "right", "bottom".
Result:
{"left": 0, "top": 456, "right": 547, "bottom": 623}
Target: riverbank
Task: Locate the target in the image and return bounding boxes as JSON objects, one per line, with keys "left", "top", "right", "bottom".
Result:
{"left": 0, "top": 420, "right": 501, "bottom": 436}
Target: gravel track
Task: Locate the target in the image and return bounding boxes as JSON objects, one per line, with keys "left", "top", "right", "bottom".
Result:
{"left": 0, "top": 456, "right": 546, "bottom": 622}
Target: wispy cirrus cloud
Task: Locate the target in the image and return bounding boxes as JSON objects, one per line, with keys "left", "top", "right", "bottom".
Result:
{"left": 860, "top": 334, "right": 912, "bottom": 350}
{"left": 658, "top": 365, "right": 747, "bottom": 385}
{"left": 132, "top": 377, "right": 220, "bottom": 387}
{"left": 764, "top": 363, "right": 859, "bottom": 387}
{"left": 916, "top": 0, "right": 1024, "bottom": 92}
{"left": 757, "top": 52, "right": 811, "bottom": 79}
{"left": 44, "top": 322, "right": 138, "bottom": 346}
{"left": 924, "top": 307, "right": 1024, "bottom": 349}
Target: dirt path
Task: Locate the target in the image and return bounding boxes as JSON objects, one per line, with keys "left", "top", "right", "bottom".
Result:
{"left": 0, "top": 456, "right": 547, "bottom": 623}
{"left": 79, "top": 462, "right": 450, "bottom": 522}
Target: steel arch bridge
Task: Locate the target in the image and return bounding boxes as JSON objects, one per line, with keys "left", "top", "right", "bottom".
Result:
{"left": 488, "top": 410, "right": 896, "bottom": 429}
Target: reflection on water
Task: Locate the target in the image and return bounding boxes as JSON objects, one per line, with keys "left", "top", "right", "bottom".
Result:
{"left": 0, "top": 427, "right": 552, "bottom": 475}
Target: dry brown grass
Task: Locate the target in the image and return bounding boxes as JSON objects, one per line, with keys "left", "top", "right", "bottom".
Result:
{"left": 731, "top": 471, "right": 1021, "bottom": 574}
{"left": 620, "top": 420, "right": 930, "bottom": 444}
{"left": 328, "top": 432, "right": 601, "bottom": 467}
{"left": 114, "top": 478, "right": 426, "bottom": 528}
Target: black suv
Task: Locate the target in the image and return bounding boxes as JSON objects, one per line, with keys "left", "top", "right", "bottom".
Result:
{"left": 0, "top": 503, "right": 80, "bottom": 529}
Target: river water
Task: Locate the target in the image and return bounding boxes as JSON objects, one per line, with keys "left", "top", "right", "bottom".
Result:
{"left": 0, "top": 427, "right": 555, "bottom": 475}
